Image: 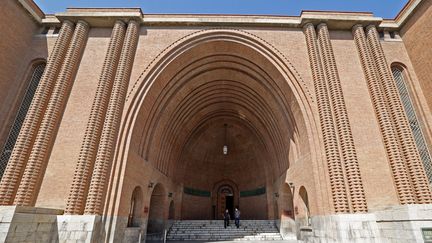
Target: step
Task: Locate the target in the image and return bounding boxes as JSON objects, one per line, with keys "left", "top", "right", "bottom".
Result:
{"left": 167, "top": 220, "right": 284, "bottom": 242}
{"left": 167, "top": 234, "right": 282, "bottom": 237}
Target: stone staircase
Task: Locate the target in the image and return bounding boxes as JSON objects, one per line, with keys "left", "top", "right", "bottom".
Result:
{"left": 166, "top": 220, "right": 285, "bottom": 241}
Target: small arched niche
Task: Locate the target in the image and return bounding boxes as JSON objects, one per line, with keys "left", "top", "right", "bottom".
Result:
{"left": 280, "top": 183, "right": 294, "bottom": 220}
{"left": 127, "top": 186, "right": 143, "bottom": 227}
{"left": 298, "top": 186, "right": 310, "bottom": 226}
{"left": 168, "top": 200, "right": 175, "bottom": 220}
{"left": 147, "top": 183, "right": 167, "bottom": 235}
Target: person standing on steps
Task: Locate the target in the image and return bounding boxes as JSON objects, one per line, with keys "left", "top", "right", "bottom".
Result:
{"left": 223, "top": 209, "right": 230, "bottom": 228}
{"left": 234, "top": 208, "right": 241, "bottom": 228}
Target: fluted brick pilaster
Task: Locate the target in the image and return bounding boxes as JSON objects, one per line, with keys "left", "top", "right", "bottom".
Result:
{"left": 13, "top": 21, "right": 90, "bottom": 206}
{"left": 317, "top": 24, "right": 368, "bottom": 213}
{"left": 65, "top": 20, "right": 127, "bottom": 215}
{"left": 303, "top": 23, "right": 350, "bottom": 213}
{"left": 0, "top": 21, "right": 75, "bottom": 205}
{"left": 365, "top": 26, "right": 432, "bottom": 204}
{"left": 84, "top": 20, "right": 139, "bottom": 215}
{"left": 352, "top": 25, "right": 416, "bottom": 204}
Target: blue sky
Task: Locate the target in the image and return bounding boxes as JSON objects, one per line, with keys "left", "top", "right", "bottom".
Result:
{"left": 34, "top": 0, "right": 408, "bottom": 19}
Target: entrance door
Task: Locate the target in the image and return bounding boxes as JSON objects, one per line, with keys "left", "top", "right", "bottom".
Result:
{"left": 213, "top": 180, "right": 239, "bottom": 219}
{"left": 225, "top": 195, "right": 234, "bottom": 219}
{"left": 218, "top": 185, "right": 234, "bottom": 219}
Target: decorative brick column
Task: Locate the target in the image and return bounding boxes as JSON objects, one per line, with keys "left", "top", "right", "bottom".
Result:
{"left": 84, "top": 20, "right": 139, "bottom": 215}
{"left": 352, "top": 25, "right": 416, "bottom": 204}
{"left": 0, "top": 21, "right": 75, "bottom": 205}
{"left": 303, "top": 23, "right": 350, "bottom": 213}
{"left": 65, "top": 20, "right": 127, "bottom": 215}
{"left": 317, "top": 23, "right": 368, "bottom": 213}
{"left": 365, "top": 26, "right": 432, "bottom": 204}
{"left": 13, "top": 21, "right": 90, "bottom": 206}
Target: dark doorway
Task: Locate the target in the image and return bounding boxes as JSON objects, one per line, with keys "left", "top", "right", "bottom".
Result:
{"left": 147, "top": 184, "right": 166, "bottom": 236}
{"left": 216, "top": 183, "right": 238, "bottom": 219}
{"left": 168, "top": 200, "right": 175, "bottom": 220}
{"left": 226, "top": 195, "right": 234, "bottom": 219}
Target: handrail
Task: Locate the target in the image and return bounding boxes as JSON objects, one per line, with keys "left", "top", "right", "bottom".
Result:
{"left": 144, "top": 223, "right": 172, "bottom": 243}
{"left": 143, "top": 223, "right": 174, "bottom": 243}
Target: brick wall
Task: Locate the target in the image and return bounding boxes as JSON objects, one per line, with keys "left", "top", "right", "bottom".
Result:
{"left": 401, "top": 1, "right": 432, "bottom": 111}
{"left": 0, "top": 0, "right": 41, "bottom": 150}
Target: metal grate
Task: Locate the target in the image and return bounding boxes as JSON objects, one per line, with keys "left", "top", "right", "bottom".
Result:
{"left": 0, "top": 63, "right": 46, "bottom": 179}
{"left": 392, "top": 67, "right": 432, "bottom": 184}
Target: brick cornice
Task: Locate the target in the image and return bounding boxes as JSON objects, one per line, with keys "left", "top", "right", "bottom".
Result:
{"left": 17, "top": 0, "right": 45, "bottom": 23}
{"left": 32, "top": 0, "right": 425, "bottom": 31}
{"left": 55, "top": 8, "right": 143, "bottom": 27}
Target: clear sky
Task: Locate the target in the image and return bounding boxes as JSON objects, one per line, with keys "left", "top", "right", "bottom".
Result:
{"left": 34, "top": 0, "right": 408, "bottom": 19}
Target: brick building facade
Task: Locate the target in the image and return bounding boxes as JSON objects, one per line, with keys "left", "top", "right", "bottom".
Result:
{"left": 0, "top": 0, "right": 431, "bottom": 242}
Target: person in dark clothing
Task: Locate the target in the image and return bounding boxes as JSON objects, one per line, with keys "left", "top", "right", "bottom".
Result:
{"left": 223, "top": 209, "right": 230, "bottom": 228}
{"left": 234, "top": 208, "right": 241, "bottom": 228}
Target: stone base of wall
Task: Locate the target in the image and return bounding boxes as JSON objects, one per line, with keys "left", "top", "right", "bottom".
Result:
{"left": 375, "top": 204, "right": 432, "bottom": 242}
{"left": 123, "top": 227, "right": 143, "bottom": 243}
{"left": 0, "top": 206, "right": 104, "bottom": 243}
{"left": 57, "top": 215, "right": 102, "bottom": 243}
{"left": 0, "top": 206, "right": 63, "bottom": 243}
{"left": 276, "top": 216, "right": 297, "bottom": 240}
{"left": 1, "top": 204, "right": 431, "bottom": 242}
{"left": 300, "top": 204, "right": 432, "bottom": 243}
{"left": 300, "top": 213, "right": 381, "bottom": 242}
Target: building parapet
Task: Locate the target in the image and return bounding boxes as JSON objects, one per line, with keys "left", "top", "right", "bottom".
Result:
{"left": 21, "top": 0, "right": 425, "bottom": 31}
{"left": 55, "top": 8, "right": 143, "bottom": 27}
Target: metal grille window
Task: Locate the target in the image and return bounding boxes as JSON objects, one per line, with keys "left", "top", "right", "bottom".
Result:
{"left": 392, "top": 66, "right": 432, "bottom": 184}
{"left": 0, "top": 63, "right": 46, "bottom": 179}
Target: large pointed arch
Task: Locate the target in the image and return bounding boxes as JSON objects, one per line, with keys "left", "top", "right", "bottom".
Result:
{"left": 104, "top": 28, "right": 330, "bottom": 238}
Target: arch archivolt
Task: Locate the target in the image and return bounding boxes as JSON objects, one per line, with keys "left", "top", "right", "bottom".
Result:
{"left": 105, "top": 28, "right": 328, "bottom": 228}
{"left": 141, "top": 66, "right": 293, "bottom": 176}
{"left": 126, "top": 28, "right": 313, "bottom": 102}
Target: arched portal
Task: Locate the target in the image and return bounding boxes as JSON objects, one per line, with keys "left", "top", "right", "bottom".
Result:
{"left": 146, "top": 184, "right": 166, "bottom": 235}
{"left": 217, "top": 184, "right": 235, "bottom": 219}
{"left": 212, "top": 179, "right": 239, "bottom": 220}
{"left": 277, "top": 183, "right": 296, "bottom": 237}
{"left": 107, "top": 29, "right": 325, "bottom": 240}
{"left": 298, "top": 186, "right": 310, "bottom": 226}
{"left": 279, "top": 183, "right": 294, "bottom": 219}
{"left": 168, "top": 200, "right": 175, "bottom": 220}
{"left": 127, "top": 186, "right": 143, "bottom": 227}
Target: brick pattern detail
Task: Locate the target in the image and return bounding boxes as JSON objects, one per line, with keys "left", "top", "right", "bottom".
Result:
{"left": 84, "top": 20, "right": 139, "bottom": 215}
{"left": 365, "top": 26, "right": 432, "bottom": 204}
{"left": 317, "top": 24, "right": 368, "bottom": 213}
{"left": 65, "top": 21, "right": 126, "bottom": 215}
{"left": 13, "top": 21, "right": 90, "bottom": 206}
{"left": 352, "top": 25, "right": 416, "bottom": 204}
{"left": 0, "top": 21, "right": 75, "bottom": 205}
{"left": 303, "top": 23, "right": 350, "bottom": 213}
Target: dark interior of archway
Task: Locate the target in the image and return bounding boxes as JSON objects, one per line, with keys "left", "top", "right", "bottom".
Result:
{"left": 147, "top": 184, "right": 166, "bottom": 234}
{"left": 132, "top": 38, "right": 305, "bottom": 220}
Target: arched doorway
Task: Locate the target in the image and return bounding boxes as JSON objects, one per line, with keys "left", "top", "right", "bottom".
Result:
{"left": 147, "top": 184, "right": 166, "bottom": 235}
{"left": 212, "top": 180, "right": 239, "bottom": 219}
{"left": 298, "top": 186, "right": 310, "bottom": 226}
{"left": 274, "top": 198, "right": 279, "bottom": 219}
{"left": 168, "top": 200, "right": 175, "bottom": 220}
{"left": 218, "top": 185, "right": 234, "bottom": 219}
{"left": 107, "top": 29, "right": 323, "bottom": 240}
{"left": 281, "top": 183, "right": 294, "bottom": 219}
{"left": 277, "top": 183, "right": 295, "bottom": 237}
{"left": 127, "top": 186, "right": 143, "bottom": 227}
